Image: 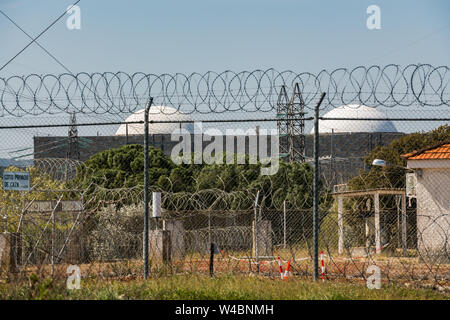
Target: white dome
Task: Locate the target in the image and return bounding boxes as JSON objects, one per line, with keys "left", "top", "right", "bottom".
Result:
{"left": 115, "top": 106, "right": 194, "bottom": 135}
{"left": 310, "top": 104, "right": 397, "bottom": 134}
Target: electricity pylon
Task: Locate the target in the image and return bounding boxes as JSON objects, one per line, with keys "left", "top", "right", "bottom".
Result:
{"left": 277, "top": 83, "right": 306, "bottom": 162}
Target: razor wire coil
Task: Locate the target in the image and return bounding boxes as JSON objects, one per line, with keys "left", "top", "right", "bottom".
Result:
{"left": 1, "top": 64, "right": 449, "bottom": 117}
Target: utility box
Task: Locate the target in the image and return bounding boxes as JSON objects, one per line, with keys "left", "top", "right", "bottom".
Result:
{"left": 406, "top": 172, "right": 417, "bottom": 198}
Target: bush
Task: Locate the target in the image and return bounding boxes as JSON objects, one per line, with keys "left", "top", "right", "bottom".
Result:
{"left": 87, "top": 204, "right": 144, "bottom": 261}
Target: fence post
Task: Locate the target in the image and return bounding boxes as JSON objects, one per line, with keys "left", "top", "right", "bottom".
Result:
{"left": 254, "top": 191, "right": 260, "bottom": 273}
{"left": 374, "top": 192, "right": 381, "bottom": 253}
{"left": 144, "top": 97, "right": 153, "bottom": 280}
{"left": 208, "top": 212, "right": 211, "bottom": 248}
{"left": 21, "top": 193, "right": 25, "bottom": 266}
{"left": 209, "top": 242, "right": 215, "bottom": 277}
{"left": 338, "top": 196, "right": 344, "bottom": 255}
{"left": 313, "top": 93, "right": 326, "bottom": 281}
{"left": 51, "top": 207, "right": 55, "bottom": 279}
{"left": 401, "top": 193, "right": 407, "bottom": 256}
{"left": 80, "top": 193, "right": 85, "bottom": 263}
{"left": 283, "top": 200, "right": 286, "bottom": 249}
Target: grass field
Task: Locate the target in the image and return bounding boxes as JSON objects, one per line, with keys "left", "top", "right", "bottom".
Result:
{"left": 0, "top": 274, "right": 448, "bottom": 300}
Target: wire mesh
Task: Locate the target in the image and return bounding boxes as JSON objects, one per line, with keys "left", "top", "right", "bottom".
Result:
{"left": 0, "top": 65, "right": 449, "bottom": 289}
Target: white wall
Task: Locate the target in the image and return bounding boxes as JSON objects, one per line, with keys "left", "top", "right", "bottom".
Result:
{"left": 415, "top": 167, "right": 450, "bottom": 260}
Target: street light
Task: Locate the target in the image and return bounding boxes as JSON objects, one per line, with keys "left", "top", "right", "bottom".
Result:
{"left": 372, "top": 158, "right": 409, "bottom": 169}
{"left": 371, "top": 158, "right": 418, "bottom": 174}
{"left": 371, "top": 159, "right": 387, "bottom": 167}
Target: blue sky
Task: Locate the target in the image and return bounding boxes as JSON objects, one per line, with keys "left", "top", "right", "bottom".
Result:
{"left": 1, "top": 0, "right": 449, "bottom": 76}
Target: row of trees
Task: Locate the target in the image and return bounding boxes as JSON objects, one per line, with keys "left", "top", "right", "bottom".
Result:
{"left": 73, "top": 144, "right": 320, "bottom": 210}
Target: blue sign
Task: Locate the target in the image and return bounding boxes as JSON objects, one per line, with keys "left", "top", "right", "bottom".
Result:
{"left": 2, "top": 172, "right": 30, "bottom": 191}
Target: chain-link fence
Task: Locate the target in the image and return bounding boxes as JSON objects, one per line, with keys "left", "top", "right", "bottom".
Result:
{"left": 0, "top": 65, "right": 449, "bottom": 288}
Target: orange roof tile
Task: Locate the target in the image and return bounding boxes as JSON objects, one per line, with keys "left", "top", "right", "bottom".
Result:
{"left": 402, "top": 141, "right": 450, "bottom": 160}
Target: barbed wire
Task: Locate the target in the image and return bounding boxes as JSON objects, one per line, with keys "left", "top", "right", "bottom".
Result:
{"left": 0, "top": 64, "right": 449, "bottom": 117}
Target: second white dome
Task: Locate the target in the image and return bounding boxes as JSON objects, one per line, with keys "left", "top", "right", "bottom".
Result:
{"left": 115, "top": 106, "right": 194, "bottom": 135}
{"left": 310, "top": 104, "right": 397, "bottom": 134}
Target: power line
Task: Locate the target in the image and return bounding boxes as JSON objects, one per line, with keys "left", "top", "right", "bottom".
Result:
{"left": 0, "top": 0, "right": 81, "bottom": 72}
{"left": 0, "top": 9, "right": 72, "bottom": 74}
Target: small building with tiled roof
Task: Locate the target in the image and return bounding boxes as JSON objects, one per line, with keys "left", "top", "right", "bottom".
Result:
{"left": 402, "top": 141, "right": 450, "bottom": 261}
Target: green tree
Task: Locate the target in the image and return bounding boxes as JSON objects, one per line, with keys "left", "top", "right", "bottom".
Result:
{"left": 349, "top": 125, "right": 450, "bottom": 190}
{"left": 74, "top": 144, "right": 175, "bottom": 190}
{"left": 75, "top": 147, "right": 325, "bottom": 210}
{"left": 194, "top": 155, "right": 321, "bottom": 210}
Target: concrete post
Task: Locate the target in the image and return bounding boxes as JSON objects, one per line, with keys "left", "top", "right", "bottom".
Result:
{"left": 0, "top": 232, "right": 20, "bottom": 275}
{"left": 337, "top": 196, "right": 344, "bottom": 255}
{"left": 283, "top": 201, "right": 287, "bottom": 249}
{"left": 401, "top": 194, "right": 407, "bottom": 256}
{"left": 374, "top": 192, "right": 381, "bottom": 253}
{"left": 145, "top": 229, "right": 171, "bottom": 265}
{"left": 163, "top": 220, "right": 185, "bottom": 260}
{"left": 252, "top": 220, "right": 273, "bottom": 257}
{"left": 365, "top": 217, "right": 370, "bottom": 249}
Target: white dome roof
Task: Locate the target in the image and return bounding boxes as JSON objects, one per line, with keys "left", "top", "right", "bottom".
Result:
{"left": 115, "top": 106, "right": 194, "bottom": 135}
{"left": 310, "top": 104, "right": 397, "bottom": 134}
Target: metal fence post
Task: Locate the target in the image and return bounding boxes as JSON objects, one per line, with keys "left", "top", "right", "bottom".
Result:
{"left": 283, "top": 200, "right": 286, "bottom": 249}
{"left": 51, "top": 207, "right": 55, "bottom": 279}
{"left": 208, "top": 211, "right": 211, "bottom": 247}
{"left": 209, "top": 242, "right": 215, "bottom": 277}
{"left": 313, "top": 93, "right": 326, "bottom": 281}
{"left": 254, "top": 190, "right": 260, "bottom": 273}
{"left": 144, "top": 97, "right": 153, "bottom": 280}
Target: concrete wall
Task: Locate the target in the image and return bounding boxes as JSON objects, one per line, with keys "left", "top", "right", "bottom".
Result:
{"left": 34, "top": 135, "right": 174, "bottom": 161}
{"left": 415, "top": 168, "right": 450, "bottom": 260}
{"left": 306, "top": 132, "right": 404, "bottom": 185}
{"left": 305, "top": 132, "right": 404, "bottom": 158}
{"left": 34, "top": 134, "right": 271, "bottom": 161}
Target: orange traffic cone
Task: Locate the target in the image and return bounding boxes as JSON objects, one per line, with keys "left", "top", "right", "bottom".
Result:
{"left": 283, "top": 260, "right": 291, "bottom": 280}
